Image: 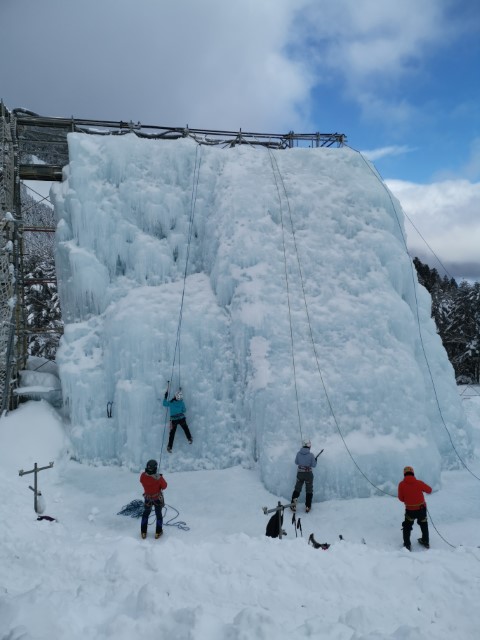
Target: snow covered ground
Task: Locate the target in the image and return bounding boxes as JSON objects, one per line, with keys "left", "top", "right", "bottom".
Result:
{"left": 1, "top": 391, "right": 480, "bottom": 640}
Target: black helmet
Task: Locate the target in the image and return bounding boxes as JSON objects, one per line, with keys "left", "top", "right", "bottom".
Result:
{"left": 145, "top": 459, "right": 158, "bottom": 475}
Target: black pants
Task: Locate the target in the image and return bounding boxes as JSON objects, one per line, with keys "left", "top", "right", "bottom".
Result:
{"left": 291, "top": 470, "right": 314, "bottom": 509}
{"left": 168, "top": 417, "right": 192, "bottom": 449}
{"left": 402, "top": 506, "right": 429, "bottom": 546}
{"left": 141, "top": 498, "right": 164, "bottom": 534}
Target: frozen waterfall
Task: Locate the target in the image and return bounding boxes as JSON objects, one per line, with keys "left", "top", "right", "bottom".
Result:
{"left": 51, "top": 134, "right": 472, "bottom": 501}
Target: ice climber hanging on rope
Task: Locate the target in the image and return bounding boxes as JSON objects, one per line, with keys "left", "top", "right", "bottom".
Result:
{"left": 163, "top": 387, "right": 193, "bottom": 452}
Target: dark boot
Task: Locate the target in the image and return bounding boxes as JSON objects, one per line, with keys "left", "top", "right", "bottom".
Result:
{"left": 141, "top": 508, "right": 150, "bottom": 538}
{"left": 291, "top": 490, "right": 300, "bottom": 511}
{"left": 402, "top": 520, "right": 412, "bottom": 550}
{"left": 419, "top": 520, "right": 429, "bottom": 546}
{"left": 305, "top": 493, "right": 313, "bottom": 512}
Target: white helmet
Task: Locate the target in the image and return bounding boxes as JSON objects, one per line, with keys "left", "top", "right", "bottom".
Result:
{"left": 175, "top": 390, "right": 183, "bottom": 401}
{"left": 302, "top": 439, "right": 311, "bottom": 448}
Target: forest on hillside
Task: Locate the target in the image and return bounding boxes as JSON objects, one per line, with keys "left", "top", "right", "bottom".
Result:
{"left": 413, "top": 257, "right": 480, "bottom": 384}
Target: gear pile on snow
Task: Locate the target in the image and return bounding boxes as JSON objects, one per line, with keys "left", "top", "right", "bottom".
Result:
{"left": 308, "top": 533, "right": 330, "bottom": 550}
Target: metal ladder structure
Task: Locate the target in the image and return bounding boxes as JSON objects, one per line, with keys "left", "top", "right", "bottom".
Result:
{"left": 0, "top": 101, "right": 346, "bottom": 414}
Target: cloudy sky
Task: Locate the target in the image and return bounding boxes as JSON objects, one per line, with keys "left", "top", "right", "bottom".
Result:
{"left": 1, "top": 0, "right": 479, "bottom": 279}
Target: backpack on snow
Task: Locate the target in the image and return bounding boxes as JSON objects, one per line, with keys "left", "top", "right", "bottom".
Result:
{"left": 266, "top": 512, "right": 284, "bottom": 538}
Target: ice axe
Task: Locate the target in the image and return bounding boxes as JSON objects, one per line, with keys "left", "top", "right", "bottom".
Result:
{"left": 315, "top": 449, "right": 324, "bottom": 460}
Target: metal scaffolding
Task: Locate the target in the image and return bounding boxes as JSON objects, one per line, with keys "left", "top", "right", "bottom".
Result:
{"left": 0, "top": 102, "right": 27, "bottom": 413}
{"left": 0, "top": 102, "right": 347, "bottom": 413}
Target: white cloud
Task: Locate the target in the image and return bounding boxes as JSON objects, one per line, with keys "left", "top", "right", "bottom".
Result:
{"left": 0, "top": 0, "right": 471, "bottom": 137}
{"left": 427, "top": 137, "right": 480, "bottom": 186}
{"left": 462, "top": 137, "right": 480, "bottom": 182}
{"left": 362, "top": 145, "right": 414, "bottom": 161}
{"left": 305, "top": 0, "right": 452, "bottom": 77}
{"left": 387, "top": 177, "right": 480, "bottom": 279}
{"left": 0, "top": 0, "right": 313, "bottom": 131}
{"left": 296, "top": 0, "right": 460, "bottom": 124}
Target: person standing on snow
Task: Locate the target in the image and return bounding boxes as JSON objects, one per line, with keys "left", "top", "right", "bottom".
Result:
{"left": 398, "top": 465, "right": 432, "bottom": 550}
{"left": 140, "top": 459, "right": 167, "bottom": 539}
{"left": 163, "top": 388, "right": 193, "bottom": 452}
{"left": 291, "top": 439, "right": 317, "bottom": 513}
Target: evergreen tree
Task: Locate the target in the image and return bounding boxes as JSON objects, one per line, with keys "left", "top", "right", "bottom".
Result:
{"left": 21, "top": 185, "right": 62, "bottom": 359}
{"left": 414, "top": 257, "right": 479, "bottom": 383}
{"left": 445, "top": 281, "right": 480, "bottom": 383}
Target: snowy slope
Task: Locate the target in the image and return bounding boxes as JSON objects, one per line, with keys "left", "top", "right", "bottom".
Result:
{"left": 1, "top": 399, "right": 480, "bottom": 640}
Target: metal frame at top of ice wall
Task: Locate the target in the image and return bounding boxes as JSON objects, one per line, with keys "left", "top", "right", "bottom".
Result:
{"left": 0, "top": 103, "right": 348, "bottom": 413}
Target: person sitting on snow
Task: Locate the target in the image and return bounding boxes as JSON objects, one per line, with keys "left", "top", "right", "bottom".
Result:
{"left": 163, "top": 387, "right": 193, "bottom": 452}
{"left": 291, "top": 439, "right": 317, "bottom": 513}
{"left": 140, "top": 459, "right": 167, "bottom": 539}
{"left": 398, "top": 465, "right": 432, "bottom": 551}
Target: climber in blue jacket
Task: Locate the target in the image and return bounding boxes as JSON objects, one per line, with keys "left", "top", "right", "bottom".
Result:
{"left": 163, "top": 388, "right": 193, "bottom": 452}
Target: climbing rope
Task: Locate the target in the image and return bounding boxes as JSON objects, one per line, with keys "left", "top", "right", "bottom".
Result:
{"left": 401, "top": 211, "right": 454, "bottom": 281}
{"left": 348, "top": 145, "right": 480, "bottom": 484}
{"left": 158, "top": 143, "right": 203, "bottom": 466}
{"left": 334, "top": 144, "right": 480, "bottom": 548}
{"left": 266, "top": 147, "right": 304, "bottom": 442}
{"left": 266, "top": 148, "right": 396, "bottom": 497}
{"left": 117, "top": 499, "right": 190, "bottom": 531}
{"left": 269, "top": 147, "right": 477, "bottom": 547}
{"left": 171, "top": 142, "right": 202, "bottom": 386}
{"left": 266, "top": 150, "right": 466, "bottom": 553}
{"left": 426, "top": 507, "right": 456, "bottom": 549}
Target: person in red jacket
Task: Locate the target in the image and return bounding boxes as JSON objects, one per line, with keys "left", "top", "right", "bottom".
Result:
{"left": 140, "top": 459, "right": 167, "bottom": 539}
{"left": 398, "top": 465, "right": 432, "bottom": 550}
